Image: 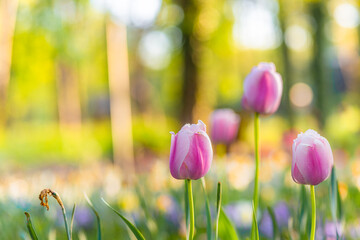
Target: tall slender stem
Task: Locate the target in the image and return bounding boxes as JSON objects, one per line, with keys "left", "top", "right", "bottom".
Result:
{"left": 187, "top": 179, "right": 195, "bottom": 240}
{"left": 62, "top": 208, "right": 71, "bottom": 240}
{"left": 251, "top": 112, "right": 260, "bottom": 237}
{"left": 215, "top": 182, "right": 222, "bottom": 240}
{"left": 310, "top": 185, "right": 316, "bottom": 240}
{"left": 253, "top": 112, "right": 260, "bottom": 212}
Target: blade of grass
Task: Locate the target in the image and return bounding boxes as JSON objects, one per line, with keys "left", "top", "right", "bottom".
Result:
{"left": 24, "top": 212, "right": 39, "bottom": 240}
{"left": 101, "top": 197, "right": 145, "bottom": 240}
{"left": 267, "top": 206, "right": 278, "bottom": 239}
{"left": 298, "top": 185, "right": 308, "bottom": 236}
{"left": 330, "top": 167, "right": 337, "bottom": 221}
{"left": 215, "top": 182, "right": 222, "bottom": 240}
{"left": 201, "top": 178, "right": 212, "bottom": 240}
{"left": 336, "top": 180, "right": 343, "bottom": 220}
{"left": 336, "top": 180, "right": 343, "bottom": 240}
{"left": 185, "top": 179, "right": 190, "bottom": 232}
{"left": 84, "top": 193, "right": 102, "bottom": 240}
{"left": 70, "top": 204, "right": 76, "bottom": 240}
{"left": 252, "top": 202, "right": 259, "bottom": 240}
{"left": 135, "top": 185, "right": 157, "bottom": 237}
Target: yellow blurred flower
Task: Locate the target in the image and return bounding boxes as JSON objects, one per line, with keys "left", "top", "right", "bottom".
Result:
{"left": 156, "top": 194, "right": 173, "bottom": 212}
{"left": 338, "top": 181, "right": 348, "bottom": 200}
{"left": 118, "top": 191, "right": 139, "bottom": 212}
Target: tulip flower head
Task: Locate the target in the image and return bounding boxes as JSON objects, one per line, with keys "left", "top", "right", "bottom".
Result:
{"left": 292, "top": 129, "right": 333, "bottom": 185}
{"left": 210, "top": 109, "right": 240, "bottom": 145}
{"left": 169, "top": 120, "right": 213, "bottom": 180}
{"left": 242, "top": 62, "right": 283, "bottom": 115}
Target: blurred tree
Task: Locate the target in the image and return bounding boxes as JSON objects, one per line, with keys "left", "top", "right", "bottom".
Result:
{"left": 279, "top": 0, "right": 294, "bottom": 127}
{"left": 0, "top": 0, "right": 18, "bottom": 126}
{"left": 308, "top": 0, "right": 329, "bottom": 128}
{"left": 179, "top": 0, "right": 199, "bottom": 124}
{"left": 106, "top": 19, "right": 135, "bottom": 181}
{"left": 52, "top": 0, "right": 82, "bottom": 128}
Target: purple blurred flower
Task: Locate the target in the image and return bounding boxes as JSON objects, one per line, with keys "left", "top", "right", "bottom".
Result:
{"left": 259, "top": 202, "right": 290, "bottom": 238}
{"left": 156, "top": 195, "right": 182, "bottom": 228}
{"left": 349, "top": 222, "right": 360, "bottom": 239}
{"left": 242, "top": 62, "right": 283, "bottom": 115}
{"left": 317, "top": 221, "right": 344, "bottom": 240}
{"left": 74, "top": 206, "right": 94, "bottom": 229}
{"left": 292, "top": 129, "right": 333, "bottom": 185}
{"left": 325, "top": 221, "right": 343, "bottom": 238}
{"left": 169, "top": 120, "right": 213, "bottom": 180}
{"left": 210, "top": 109, "right": 240, "bottom": 145}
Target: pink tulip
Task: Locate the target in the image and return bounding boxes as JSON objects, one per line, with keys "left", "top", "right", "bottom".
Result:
{"left": 292, "top": 129, "right": 333, "bottom": 185}
{"left": 210, "top": 109, "right": 240, "bottom": 145}
{"left": 169, "top": 120, "right": 213, "bottom": 180}
{"left": 242, "top": 62, "right": 283, "bottom": 115}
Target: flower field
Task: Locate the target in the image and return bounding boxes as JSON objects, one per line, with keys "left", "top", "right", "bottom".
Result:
{"left": 1, "top": 0, "right": 360, "bottom": 239}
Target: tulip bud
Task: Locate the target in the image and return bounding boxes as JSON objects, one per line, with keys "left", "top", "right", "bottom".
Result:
{"left": 169, "top": 120, "right": 213, "bottom": 180}
{"left": 210, "top": 109, "right": 240, "bottom": 145}
{"left": 242, "top": 62, "right": 283, "bottom": 115}
{"left": 292, "top": 129, "right": 333, "bottom": 185}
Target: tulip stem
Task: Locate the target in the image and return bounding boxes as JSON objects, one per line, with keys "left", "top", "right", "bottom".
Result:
{"left": 310, "top": 185, "right": 316, "bottom": 240}
{"left": 251, "top": 112, "right": 260, "bottom": 237}
{"left": 186, "top": 179, "right": 195, "bottom": 240}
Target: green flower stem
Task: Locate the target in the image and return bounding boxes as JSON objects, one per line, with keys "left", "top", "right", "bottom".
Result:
{"left": 186, "top": 179, "right": 195, "bottom": 240}
{"left": 215, "top": 182, "right": 222, "bottom": 240}
{"left": 251, "top": 112, "right": 260, "bottom": 236}
{"left": 253, "top": 112, "right": 260, "bottom": 211}
{"left": 310, "top": 185, "right": 316, "bottom": 240}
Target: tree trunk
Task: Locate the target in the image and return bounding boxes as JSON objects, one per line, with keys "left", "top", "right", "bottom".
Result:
{"left": 106, "top": 20, "right": 135, "bottom": 181}
{"left": 310, "top": 1, "right": 328, "bottom": 128}
{"left": 179, "top": 0, "right": 199, "bottom": 124}
{"left": 56, "top": 62, "right": 82, "bottom": 127}
{"left": 279, "top": 0, "right": 294, "bottom": 127}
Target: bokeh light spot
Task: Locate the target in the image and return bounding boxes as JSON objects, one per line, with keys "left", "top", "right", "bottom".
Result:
{"left": 232, "top": 0, "right": 281, "bottom": 50}
{"left": 138, "top": 31, "right": 172, "bottom": 70}
{"left": 334, "top": 3, "right": 360, "bottom": 29}
{"left": 290, "top": 83, "right": 313, "bottom": 108}
{"left": 285, "top": 25, "right": 310, "bottom": 51}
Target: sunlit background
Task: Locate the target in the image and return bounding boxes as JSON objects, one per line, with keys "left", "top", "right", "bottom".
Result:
{"left": 1, "top": 0, "right": 360, "bottom": 239}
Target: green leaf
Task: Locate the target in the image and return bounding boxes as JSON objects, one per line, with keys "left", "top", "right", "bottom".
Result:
{"left": 330, "top": 166, "right": 337, "bottom": 221}
{"left": 267, "top": 206, "right": 278, "bottom": 239}
{"left": 84, "top": 193, "right": 102, "bottom": 240}
{"left": 298, "top": 185, "right": 309, "bottom": 236}
{"left": 135, "top": 185, "right": 157, "bottom": 237}
{"left": 24, "top": 212, "right": 39, "bottom": 240}
{"left": 299, "top": 185, "right": 307, "bottom": 222}
{"left": 218, "top": 208, "right": 239, "bottom": 240}
{"left": 185, "top": 179, "right": 190, "bottom": 230}
{"left": 329, "top": 167, "right": 343, "bottom": 238}
{"left": 201, "top": 178, "right": 212, "bottom": 240}
{"left": 70, "top": 204, "right": 76, "bottom": 240}
{"left": 252, "top": 202, "right": 259, "bottom": 240}
{"left": 336, "top": 180, "right": 343, "bottom": 221}
{"left": 101, "top": 198, "right": 145, "bottom": 240}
